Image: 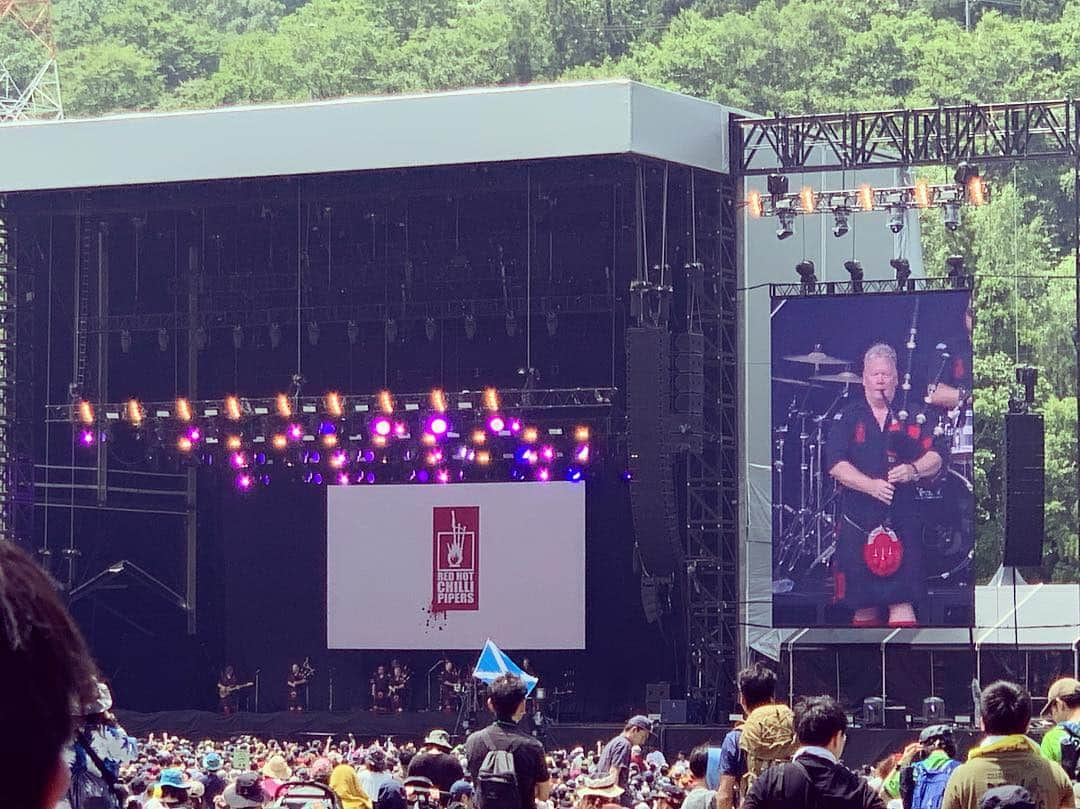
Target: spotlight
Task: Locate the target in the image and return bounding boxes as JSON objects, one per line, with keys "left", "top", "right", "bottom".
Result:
{"left": 574, "top": 425, "right": 590, "bottom": 442}
{"left": 229, "top": 451, "right": 247, "bottom": 469}
{"left": 832, "top": 207, "right": 850, "bottom": 238}
{"left": 322, "top": 433, "right": 338, "bottom": 448}
{"left": 795, "top": 259, "right": 817, "bottom": 293}
{"left": 546, "top": 311, "right": 558, "bottom": 337}
{"left": 464, "top": 314, "right": 477, "bottom": 340}
{"left": 269, "top": 322, "right": 282, "bottom": 349}
{"left": 567, "top": 467, "right": 583, "bottom": 482}
{"left": 425, "top": 318, "right": 437, "bottom": 342}
{"left": 393, "top": 421, "right": 407, "bottom": 438}
{"left": 378, "top": 390, "right": 394, "bottom": 414}
{"left": 226, "top": 435, "right": 242, "bottom": 451}
{"left": 272, "top": 434, "right": 288, "bottom": 450}
{"left": 307, "top": 321, "right": 320, "bottom": 346}
{"left": 325, "top": 392, "right": 344, "bottom": 418}
{"left": 946, "top": 255, "right": 968, "bottom": 288}
{"left": 538, "top": 468, "right": 551, "bottom": 482}
{"left": 372, "top": 417, "right": 392, "bottom": 437}
{"left": 79, "top": 429, "right": 95, "bottom": 447}
{"left": 276, "top": 393, "right": 293, "bottom": 418}
{"left": 541, "top": 445, "right": 555, "bottom": 462}
{"left": 157, "top": 328, "right": 169, "bottom": 352}
{"left": 235, "top": 473, "right": 253, "bottom": 491}
{"left": 746, "top": 190, "right": 764, "bottom": 218}
{"left": 914, "top": 179, "right": 933, "bottom": 208}
{"left": 575, "top": 444, "right": 591, "bottom": 463}
{"left": 430, "top": 388, "right": 447, "bottom": 413}
{"left": 77, "top": 400, "right": 95, "bottom": 426}
{"left": 890, "top": 258, "right": 912, "bottom": 290}
{"left": 120, "top": 329, "right": 132, "bottom": 354}
{"left": 858, "top": 184, "right": 875, "bottom": 212}
{"left": 175, "top": 398, "right": 192, "bottom": 423}
{"left": 226, "top": 396, "right": 243, "bottom": 421}
{"left": 488, "top": 415, "right": 506, "bottom": 433}
{"left": 509, "top": 418, "right": 522, "bottom": 433}
{"left": 347, "top": 320, "right": 360, "bottom": 346}
{"left": 887, "top": 204, "right": 906, "bottom": 234}
{"left": 330, "top": 450, "right": 348, "bottom": 468}
{"left": 955, "top": 161, "right": 986, "bottom": 205}
{"left": 336, "top": 472, "right": 351, "bottom": 486}
{"left": 522, "top": 427, "right": 539, "bottom": 444}
{"left": 126, "top": 399, "right": 143, "bottom": 426}
{"left": 766, "top": 173, "right": 789, "bottom": 197}
{"left": 505, "top": 312, "right": 517, "bottom": 337}
{"left": 437, "top": 469, "right": 450, "bottom": 484}
{"left": 187, "top": 426, "right": 202, "bottom": 442}
{"left": 483, "top": 388, "right": 500, "bottom": 412}
{"left": 943, "top": 200, "right": 962, "bottom": 231}
{"left": 799, "top": 186, "right": 816, "bottom": 214}
{"left": 287, "top": 423, "right": 303, "bottom": 441}
{"left": 232, "top": 324, "right": 244, "bottom": 350}
{"left": 844, "top": 260, "right": 864, "bottom": 293}
{"left": 476, "top": 450, "right": 491, "bottom": 466}
{"left": 427, "top": 415, "right": 450, "bottom": 437}
{"left": 775, "top": 206, "right": 795, "bottom": 240}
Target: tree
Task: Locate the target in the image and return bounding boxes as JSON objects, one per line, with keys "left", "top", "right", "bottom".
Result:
{"left": 59, "top": 41, "right": 162, "bottom": 116}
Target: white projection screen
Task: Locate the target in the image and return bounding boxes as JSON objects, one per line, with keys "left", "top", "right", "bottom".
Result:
{"left": 327, "top": 482, "right": 586, "bottom": 650}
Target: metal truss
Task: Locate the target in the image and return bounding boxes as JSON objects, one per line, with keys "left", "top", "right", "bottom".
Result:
{"left": 86, "top": 293, "right": 614, "bottom": 335}
{"left": 683, "top": 173, "right": 740, "bottom": 721}
{"left": 0, "top": 0, "right": 62, "bottom": 121}
{"left": 769, "top": 276, "right": 973, "bottom": 299}
{"left": 737, "top": 99, "right": 1080, "bottom": 175}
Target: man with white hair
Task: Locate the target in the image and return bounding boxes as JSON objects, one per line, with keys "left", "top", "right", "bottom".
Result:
{"left": 825, "top": 342, "right": 945, "bottom": 628}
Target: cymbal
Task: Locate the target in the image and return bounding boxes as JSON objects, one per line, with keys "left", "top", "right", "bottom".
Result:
{"left": 772, "top": 376, "right": 820, "bottom": 388}
{"left": 783, "top": 349, "right": 848, "bottom": 366}
{"left": 812, "top": 371, "right": 863, "bottom": 385}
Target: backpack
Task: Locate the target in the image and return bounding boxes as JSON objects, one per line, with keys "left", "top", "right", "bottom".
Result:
{"left": 739, "top": 704, "right": 799, "bottom": 793}
{"left": 477, "top": 735, "right": 521, "bottom": 809}
{"left": 1059, "top": 723, "right": 1080, "bottom": 780}
{"left": 908, "top": 759, "right": 960, "bottom": 809}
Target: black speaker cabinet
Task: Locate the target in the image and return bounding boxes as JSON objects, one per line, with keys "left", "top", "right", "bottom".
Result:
{"left": 661, "top": 699, "right": 688, "bottom": 724}
{"left": 1004, "top": 412, "right": 1044, "bottom": 567}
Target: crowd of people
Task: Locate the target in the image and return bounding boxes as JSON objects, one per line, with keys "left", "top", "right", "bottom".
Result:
{"left": 3, "top": 541, "right": 1080, "bottom": 809}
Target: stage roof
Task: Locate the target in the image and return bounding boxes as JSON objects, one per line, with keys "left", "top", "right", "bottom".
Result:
{"left": 0, "top": 81, "right": 735, "bottom": 194}
{"left": 754, "top": 583, "right": 1080, "bottom": 657}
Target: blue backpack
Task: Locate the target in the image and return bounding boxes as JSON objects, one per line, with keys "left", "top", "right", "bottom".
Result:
{"left": 909, "top": 759, "right": 961, "bottom": 809}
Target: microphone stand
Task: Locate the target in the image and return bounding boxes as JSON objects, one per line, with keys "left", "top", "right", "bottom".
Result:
{"left": 329, "top": 667, "right": 335, "bottom": 712}
{"left": 254, "top": 670, "right": 261, "bottom": 713}
{"left": 427, "top": 658, "right": 447, "bottom": 711}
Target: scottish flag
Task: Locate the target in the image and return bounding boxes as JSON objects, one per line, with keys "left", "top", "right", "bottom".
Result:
{"left": 472, "top": 639, "right": 538, "bottom": 696}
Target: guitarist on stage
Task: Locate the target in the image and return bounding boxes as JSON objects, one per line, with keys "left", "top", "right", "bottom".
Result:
{"left": 217, "top": 665, "right": 242, "bottom": 715}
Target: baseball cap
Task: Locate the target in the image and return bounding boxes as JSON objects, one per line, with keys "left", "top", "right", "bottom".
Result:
{"left": 979, "top": 786, "right": 1036, "bottom": 809}
{"left": 449, "top": 780, "right": 474, "bottom": 799}
{"left": 627, "top": 715, "right": 654, "bottom": 734}
{"left": 1042, "top": 677, "right": 1080, "bottom": 715}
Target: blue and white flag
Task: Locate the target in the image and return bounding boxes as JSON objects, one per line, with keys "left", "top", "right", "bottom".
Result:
{"left": 472, "top": 639, "right": 538, "bottom": 696}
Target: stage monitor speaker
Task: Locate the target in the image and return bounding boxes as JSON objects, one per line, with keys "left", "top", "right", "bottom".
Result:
{"left": 922, "top": 697, "right": 946, "bottom": 722}
{"left": 661, "top": 699, "right": 688, "bottom": 724}
{"left": 626, "top": 327, "right": 680, "bottom": 578}
{"left": 862, "top": 697, "right": 884, "bottom": 727}
{"left": 1004, "top": 413, "right": 1045, "bottom": 567}
{"left": 884, "top": 706, "right": 908, "bottom": 729}
{"left": 646, "top": 682, "right": 671, "bottom": 713}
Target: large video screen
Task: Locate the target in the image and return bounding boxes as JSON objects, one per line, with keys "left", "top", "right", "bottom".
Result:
{"left": 327, "top": 481, "right": 586, "bottom": 649}
{"left": 771, "top": 290, "right": 974, "bottom": 628}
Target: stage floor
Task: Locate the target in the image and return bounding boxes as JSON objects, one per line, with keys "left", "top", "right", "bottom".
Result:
{"left": 113, "top": 710, "right": 982, "bottom": 768}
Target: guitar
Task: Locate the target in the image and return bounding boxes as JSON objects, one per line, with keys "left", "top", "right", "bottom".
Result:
{"left": 218, "top": 681, "right": 254, "bottom": 699}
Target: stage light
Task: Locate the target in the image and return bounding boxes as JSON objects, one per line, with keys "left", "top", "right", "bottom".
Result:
{"left": 230, "top": 451, "right": 247, "bottom": 469}
{"left": 522, "top": 427, "right": 539, "bottom": 444}
{"left": 832, "top": 207, "right": 850, "bottom": 237}
{"left": 223, "top": 396, "right": 241, "bottom": 421}
{"left": 330, "top": 450, "right": 348, "bottom": 469}
{"left": 307, "top": 321, "right": 320, "bottom": 346}
{"left": 187, "top": 426, "right": 202, "bottom": 442}
{"left": 364, "top": 472, "right": 376, "bottom": 484}
{"left": 471, "top": 430, "right": 486, "bottom": 445}
{"left": 477, "top": 450, "right": 491, "bottom": 466}
{"left": 844, "top": 260, "right": 864, "bottom": 293}
{"left": 858, "top": 184, "right": 875, "bottom": 212}
{"left": 431, "top": 389, "right": 448, "bottom": 413}
{"left": 158, "top": 328, "right": 169, "bottom": 352}
{"left": 422, "top": 432, "right": 437, "bottom": 446}
{"left": 541, "top": 445, "right": 556, "bottom": 462}
{"left": 322, "top": 434, "right": 338, "bottom": 448}
{"left": 126, "top": 399, "right": 143, "bottom": 426}
{"left": 509, "top": 418, "right": 522, "bottom": 433}
{"left": 567, "top": 467, "right": 583, "bottom": 482}
{"left": 946, "top": 255, "right": 968, "bottom": 288}
{"left": 226, "top": 435, "right": 242, "bottom": 451}
{"left": 269, "top": 322, "right": 282, "bottom": 349}
{"left": 488, "top": 415, "right": 506, "bottom": 433}
{"left": 318, "top": 420, "right": 336, "bottom": 436}
{"left": 236, "top": 473, "right": 253, "bottom": 491}
{"left": 304, "top": 450, "right": 322, "bottom": 465}
{"left": 799, "top": 186, "right": 816, "bottom": 214}
{"left": 254, "top": 452, "right": 267, "bottom": 465}
{"left": 914, "top": 179, "right": 933, "bottom": 208}
{"left": 943, "top": 200, "right": 962, "bottom": 231}
{"left": 574, "top": 426, "right": 590, "bottom": 442}
{"left": 272, "top": 434, "right": 288, "bottom": 450}
{"left": 361, "top": 450, "right": 376, "bottom": 463}
{"left": 767, "top": 173, "right": 789, "bottom": 197}
{"left": 347, "top": 320, "right": 360, "bottom": 345}
{"left": 336, "top": 472, "right": 350, "bottom": 486}
{"left": 746, "top": 190, "right": 764, "bottom": 218}
{"left": 538, "top": 468, "right": 551, "bottom": 482}
{"left": 483, "top": 387, "right": 500, "bottom": 411}
{"left": 373, "top": 417, "right": 392, "bottom": 437}
{"left": 890, "top": 257, "right": 912, "bottom": 289}
{"left": 887, "top": 204, "right": 906, "bottom": 234}
{"left": 967, "top": 175, "right": 986, "bottom": 206}
{"left": 326, "top": 392, "right": 344, "bottom": 418}
{"left": 372, "top": 435, "right": 387, "bottom": 447}
{"left": 276, "top": 394, "right": 293, "bottom": 418}
{"left": 576, "top": 444, "right": 591, "bottom": 463}
{"left": 437, "top": 469, "right": 450, "bottom": 484}
{"left": 379, "top": 390, "right": 394, "bottom": 414}
{"left": 546, "top": 311, "right": 558, "bottom": 337}
{"left": 425, "top": 318, "right": 437, "bottom": 342}
{"left": 77, "top": 400, "right": 95, "bottom": 426}
{"left": 79, "top": 429, "right": 95, "bottom": 447}
{"left": 393, "top": 421, "right": 408, "bottom": 438}
{"left": 427, "top": 415, "right": 450, "bottom": 436}
{"left": 775, "top": 206, "right": 795, "bottom": 240}
{"left": 175, "top": 398, "right": 192, "bottom": 422}
{"left": 288, "top": 423, "right": 303, "bottom": 441}
{"left": 795, "top": 259, "right": 817, "bottom": 293}
{"left": 417, "top": 470, "right": 430, "bottom": 483}
{"left": 464, "top": 314, "right": 477, "bottom": 340}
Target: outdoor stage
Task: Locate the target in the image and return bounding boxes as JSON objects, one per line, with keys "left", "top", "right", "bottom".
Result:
{"left": 113, "top": 710, "right": 985, "bottom": 768}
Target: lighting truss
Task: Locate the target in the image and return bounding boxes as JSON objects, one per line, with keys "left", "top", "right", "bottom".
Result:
{"left": 747, "top": 180, "right": 987, "bottom": 222}
{"left": 769, "top": 276, "right": 972, "bottom": 298}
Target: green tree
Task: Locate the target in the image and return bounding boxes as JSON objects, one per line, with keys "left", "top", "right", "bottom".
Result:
{"left": 59, "top": 41, "right": 162, "bottom": 116}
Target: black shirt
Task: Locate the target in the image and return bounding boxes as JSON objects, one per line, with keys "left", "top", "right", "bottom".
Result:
{"left": 743, "top": 753, "right": 884, "bottom": 809}
{"left": 464, "top": 721, "right": 550, "bottom": 809}
{"left": 596, "top": 735, "right": 633, "bottom": 807}
{"left": 408, "top": 751, "right": 465, "bottom": 798}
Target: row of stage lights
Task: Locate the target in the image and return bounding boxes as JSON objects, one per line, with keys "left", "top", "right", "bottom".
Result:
{"left": 747, "top": 163, "right": 988, "bottom": 240}
{"left": 791, "top": 254, "right": 971, "bottom": 293}
{"left": 72, "top": 388, "right": 595, "bottom": 491}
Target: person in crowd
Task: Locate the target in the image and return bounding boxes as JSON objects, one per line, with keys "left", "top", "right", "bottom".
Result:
{"left": 407, "top": 730, "right": 465, "bottom": 802}
{"left": 220, "top": 772, "right": 265, "bottom": 808}
{"left": 448, "top": 780, "right": 475, "bottom": 809}
{"left": 361, "top": 748, "right": 398, "bottom": 801}
{"left": 941, "top": 681, "right": 1074, "bottom": 809}
{"left": 464, "top": 673, "right": 552, "bottom": 809}
{"left": 186, "top": 779, "right": 205, "bottom": 809}
{"left": 651, "top": 780, "right": 685, "bottom": 809}
{"left": 717, "top": 662, "right": 796, "bottom": 809}
{"left": 332, "top": 759, "right": 375, "bottom": 809}
{"left": 261, "top": 753, "right": 293, "bottom": 800}
{"left": 377, "top": 779, "right": 409, "bottom": 809}
{"left": 147, "top": 768, "right": 191, "bottom": 808}
{"left": 742, "top": 695, "right": 884, "bottom": 809}
{"left": 880, "top": 724, "right": 960, "bottom": 809}
{"left": 574, "top": 773, "right": 624, "bottom": 809}
{"left": 197, "top": 750, "right": 227, "bottom": 803}
{"left": 597, "top": 716, "right": 654, "bottom": 808}
{"left": 0, "top": 541, "right": 99, "bottom": 809}
{"left": 681, "top": 745, "right": 716, "bottom": 809}
{"left": 1040, "top": 677, "right": 1080, "bottom": 777}
{"left": 61, "top": 679, "right": 139, "bottom": 809}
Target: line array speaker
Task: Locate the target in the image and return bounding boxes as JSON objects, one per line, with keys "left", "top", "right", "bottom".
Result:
{"left": 1003, "top": 412, "right": 1044, "bottom": 567}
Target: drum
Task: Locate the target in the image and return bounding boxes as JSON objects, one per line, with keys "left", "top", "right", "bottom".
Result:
{"left": 917, "top": 468, "right": 973, "bottom": 576}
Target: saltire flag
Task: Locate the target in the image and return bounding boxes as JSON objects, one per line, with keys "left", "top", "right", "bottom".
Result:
{"left": 472, "top": 638, "right": 538, "bottom": 696}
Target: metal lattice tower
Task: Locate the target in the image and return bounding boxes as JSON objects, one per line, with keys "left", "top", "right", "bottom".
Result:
{"left": 0, "top": 0, "right": 62, "bottom": 121}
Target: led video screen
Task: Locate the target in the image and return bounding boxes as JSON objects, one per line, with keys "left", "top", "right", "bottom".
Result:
{"left": 327, "top": 481, "right": 586, "bottom": 649}
{"left": 770, "top": 289, "right": 974, "bottom": 628}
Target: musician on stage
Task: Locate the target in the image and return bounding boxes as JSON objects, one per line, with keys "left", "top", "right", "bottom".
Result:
{"left": 389, "top": 663, "right": 411, "bottom": 713}
{"left": 287, "top": 659, "right": 313, "bottom": 712}
{"left": 371, "top": 664, "right": 392, "bottom": 713}
{"left": 825, "top": 343, "right": 946, "bottom": 628}
{"left": 438, "top": 661, "right": 462, "bottom": 713}
{"left": 926, "top": 302, "right": 973, "bottom": 412}
{"left": 218, "top": 664, "right": 240, "bottom": 715}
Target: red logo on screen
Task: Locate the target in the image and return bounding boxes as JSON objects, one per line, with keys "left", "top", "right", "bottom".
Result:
{"left": 432, "top": 506, "right": 479, "bottom": 612}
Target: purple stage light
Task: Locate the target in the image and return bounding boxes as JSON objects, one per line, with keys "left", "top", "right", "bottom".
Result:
{"left": 229, "top": 452, "right": 247, "bottom": 470}
{"left": 312, "top": 472, "right": 323, "bottom": 485}
{"left": 254, "top": 452, "right": 267, "bottom": 465}
{"left": 622, "top": 469, "right": 633, "bottom": 481}
{"left": 541, "top": 445, "right": 555, "bottom": 461}
{"left": 236, "top": 473, "right": 253, "bottom": 491}
{"left": 318, "top": 420, "right": 336, "bottom": 435}
{"left": 417, "top": 470, "right": 430, "bottom": 483}
{"left": 576, "top": 444, "right": 590, "bottom": 463}
{"left": 538, "top": 468, "right": 551, "bottom": 482}
{"left": 488, "top": 415, "right": 506, "bottom": 433}
{"left": 373, "top": 417, "right": 392, "bottom": 437}
{"left": 437, "top": 469, "right": 450, "bottom": 484}
{"left": 79, "top": 429, "right": 95, "bottom": 447}
{"left": 365, "top": 471, "right": 376, "bottom": 484}
{"left": 288, "top": 423, "right": 303, "bottom": 441}
{"left": 567, "top": 467, "right": 583, "bottom": 482}
{"left": 394, "top": 421, "right": 408, "bottom": 437}
{"left": 427, "top": 415, "right": 450, "bottom": 436}
{"left": 509, "top": 418, "right": 522, "bottom": 433}
{"left": 362, "top": 449, "right": 376, "bottom": 463}
{"left": 188, "top": 427, "right": 202, "bottom": 442}
{"left": 330, "top": 450, "right": 348, "bottom": 468}
{"left": 456, "top": 445, "right": 469, "bottom": 460}
{"left": 259, "top": 474, "right": 271, "bottom": 486}
{"left": 336, "top": 472, "right": 350, "bottom": 486}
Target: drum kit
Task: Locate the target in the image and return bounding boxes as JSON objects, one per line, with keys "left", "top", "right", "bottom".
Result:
{"left": 772, "top": 344, "right": 973, "bottom": 593}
